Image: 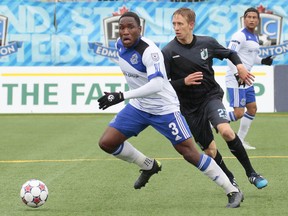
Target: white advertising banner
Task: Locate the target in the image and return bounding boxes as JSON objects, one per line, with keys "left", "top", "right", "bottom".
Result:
{"left": 0, "top": 66, "right": 274, "bottom": 114}
{"left": 0, "top": 66, "right": 125, "bottom": 113}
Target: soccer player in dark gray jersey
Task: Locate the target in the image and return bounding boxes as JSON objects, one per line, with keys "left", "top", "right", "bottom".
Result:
{"left": 162, "top": 7, "right": 268, "bottom": 190}
{"left": 163, "top": 35, "right": 242, "bottom": 114}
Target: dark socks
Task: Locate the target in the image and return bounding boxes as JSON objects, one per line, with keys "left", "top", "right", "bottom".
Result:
{"left": 226, "top": 133, "right": 256, "bottom": 177}
{"left": 214, "top": 150, "right": 234, "bottom": 181}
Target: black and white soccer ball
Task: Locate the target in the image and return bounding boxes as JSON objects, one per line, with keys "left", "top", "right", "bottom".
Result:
{"left": 259, "top": 34, "right": 272, "bottom": 46}
{"left": 20, "top": 179, "right": 49, "bottom": 208}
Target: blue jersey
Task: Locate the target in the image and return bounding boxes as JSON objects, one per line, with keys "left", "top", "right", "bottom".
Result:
{"left": 116, "top": 36, "right": 179, "bottom": 115}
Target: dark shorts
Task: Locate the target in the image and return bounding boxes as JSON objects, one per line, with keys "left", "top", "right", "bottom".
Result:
{"left": 183, "top": 99, "right": 229, "bottom": 150}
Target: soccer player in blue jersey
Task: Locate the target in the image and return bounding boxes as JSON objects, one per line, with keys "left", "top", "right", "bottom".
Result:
{"left": 97, "top": 11, "right": 243, "bottom": 208}
{"left": 226, "top": 7, "right": 273, "bottom": 150}
{"left": 162, "top": 8, "right": 267, "bottom": 190}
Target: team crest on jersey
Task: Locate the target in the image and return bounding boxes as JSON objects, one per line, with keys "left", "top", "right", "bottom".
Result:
{"left": 240, "top": 5, "right": 287, "bottom": 58}
{"left": 130, "top": 53, "right": 138, "bottom": 64}
{"left": 151, "top": 53, "right": 159, "bottom": 62}
{"left": 200, "top": 48, "right": 208, "bottom": 60}
{"left": 88, "top": 6, "right": 145, "bottom": 63}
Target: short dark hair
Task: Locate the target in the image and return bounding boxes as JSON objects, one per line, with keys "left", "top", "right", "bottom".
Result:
{"left": 244, "top": 7, "right": 260, "bottom": 19}
{"left": 119, "top": 12, "right": 141, "bottom": 26}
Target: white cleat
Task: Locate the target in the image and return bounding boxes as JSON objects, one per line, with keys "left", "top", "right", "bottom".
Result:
{"left": 242, "top": 141, "right": 256, "bottom": 150}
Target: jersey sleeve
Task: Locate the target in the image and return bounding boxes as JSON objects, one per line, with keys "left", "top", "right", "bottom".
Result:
{"left": 123, "top": 76, "right": 163, "bottom": 99}
{"left": 228, "top": 32, "right": 245, "bottom": 53}
{"left": 227, "top": 32, "right": 246, "bottom": 73}
{"left": 210, "top": 37, "right": 234, "bottom": 60}
{"left": 142, "top": 45, "right": 165, "bottom": 81}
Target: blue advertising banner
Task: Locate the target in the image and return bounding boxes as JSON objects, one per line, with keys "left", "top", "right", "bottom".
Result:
{"left": 0, "top": 0, "right": 287, "bottom": 66}
{"left": 0, "top": 14, "right": 8, "bottom": 46}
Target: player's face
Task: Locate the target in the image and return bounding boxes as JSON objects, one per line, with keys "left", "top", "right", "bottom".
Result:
{"left": 244, "top": 12, "right": 259, "bottom": 32}
{"left": 172, "top": 14, "right": 194, "bottom": 44}
{"left": 119, "top": 17, "right": 141, "bottom": 48}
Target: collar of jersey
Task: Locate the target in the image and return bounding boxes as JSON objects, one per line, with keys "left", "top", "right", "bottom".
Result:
{"left": 174, "top": 34, "right": 197, "bottom": 48}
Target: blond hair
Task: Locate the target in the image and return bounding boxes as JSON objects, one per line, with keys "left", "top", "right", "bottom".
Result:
{"left": 173, "top": 7, "right": 196, "bottom": 23}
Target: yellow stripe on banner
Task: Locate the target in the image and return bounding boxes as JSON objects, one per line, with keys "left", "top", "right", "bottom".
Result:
{"left": 215, "top": 72, "right": 267, "bottom": 76}
{"left": 1, "top": 73, "right": 124, "bottom": 77}
{"left": 253, "top": 72, "right": 267, "bottom": 76}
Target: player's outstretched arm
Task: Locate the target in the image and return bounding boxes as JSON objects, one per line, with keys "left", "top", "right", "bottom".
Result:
{"left": 97, "top": 77, "right": 164, "bottom": 110}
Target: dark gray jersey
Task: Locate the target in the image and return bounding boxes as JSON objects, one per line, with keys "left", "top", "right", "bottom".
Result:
{"left": 162, "top": 35, "right": 238, "bottom": 114}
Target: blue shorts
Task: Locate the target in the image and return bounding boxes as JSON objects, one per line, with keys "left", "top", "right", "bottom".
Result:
{"left": 227, "top": 86, "right": 256, "bottom": 108}
{"left": 109, "top": 104, "right": 192, "bottom": 145}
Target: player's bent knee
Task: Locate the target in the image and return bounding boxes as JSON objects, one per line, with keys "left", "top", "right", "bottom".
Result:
{"left": 204, "top": 148, "right": 217, "bottom": 158}
{"left": 174, "top": 142, "right": 200, "bottom": 165}
{"left": 234, "top": 112, "right": 244, "bottom": 119}
{"left": 233, "top": 108, "right": 245, "bottom": 119}
{"left": 220, "top": 128, "right": 235, "bottom": 141}
{"left": 98, "top": 138, "right": 113, "bottom": 153}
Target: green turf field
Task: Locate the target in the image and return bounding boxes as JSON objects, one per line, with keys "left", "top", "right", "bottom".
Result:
{"left": 0, "top": 113, "right": 287, "bottom": 216}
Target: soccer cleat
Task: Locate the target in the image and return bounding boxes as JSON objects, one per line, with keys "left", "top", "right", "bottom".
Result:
{"left": 134, "top": 159, "right": 162, "bottom": 189}
{"left": 249, "top": 173, "right": 268, "bottom": 189}
{"left": 226, "top": 191, "right": 243, "bottom": 208}
{"left": 242, "top": 141, "right": 256, "bottom": 150}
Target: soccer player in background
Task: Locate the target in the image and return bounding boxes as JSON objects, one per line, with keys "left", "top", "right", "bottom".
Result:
{"left": 97, "top": 11, "right": 243, "bottom": 208}
{"left": 226, "top": 7, "right": 273, "bottom": 150}
{"left": 162, "top": 7, "right": 268, "bottom": 189}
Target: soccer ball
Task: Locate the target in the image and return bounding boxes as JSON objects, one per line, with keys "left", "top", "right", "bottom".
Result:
{"left": 259, "top": 34, "right": 272, "bottom": 46}
{"left": 20, "top": 179, "right": 49, "bottom": 208}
